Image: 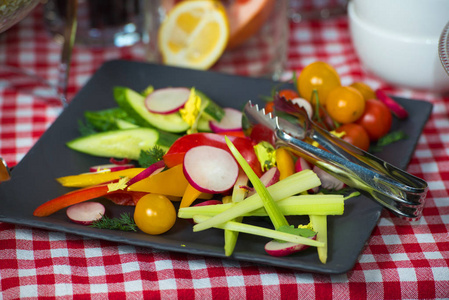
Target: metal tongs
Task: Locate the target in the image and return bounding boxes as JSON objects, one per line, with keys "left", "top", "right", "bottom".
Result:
{"left": 242, "top": 101, "right": 428, "bottom": 221}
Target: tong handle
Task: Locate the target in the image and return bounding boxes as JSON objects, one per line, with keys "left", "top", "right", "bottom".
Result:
{"left": 276, "top": 129, "right": 428, "bottom": 220}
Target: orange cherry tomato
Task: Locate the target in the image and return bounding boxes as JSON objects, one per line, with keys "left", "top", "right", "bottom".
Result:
{"left": 297, "top": 61, "right": 341, "bottom": 106}
{"left": 335, "top": 123, "right": 370, "bottom": 151}
{"left": 355, "top": 99, "right": 392, "bottom": 141}
{"left": 278, "top": 89, "right": 300, "bottom": 101}
{"left": 265, "top": 101, "right": 274, "bottom": 114}
{"left": 325, "top": 86, "right": 365, "bottom": 124}
{"left": 350, "top": 82, "right": 376, "bottom": 101}
{"left": 134, "top": 194, "right": 176, "bottom": 235}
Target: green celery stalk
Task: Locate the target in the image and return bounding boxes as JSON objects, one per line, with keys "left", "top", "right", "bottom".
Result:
{"left": 224, "top": 170, "right": 248, "bottom": 256}
{"left": 224, "top": 216, "right": 243, "bottom": 256}
{"left": 310, "top": 215, "right": 328, "bottom": 264}
{"left": 224, "top": 136, "right": 289, "bottom": 230}
{"left": 193, "top": 215, "right": 324, "bottom": 248}
{"left": 193, "top": 169, "right": 320, "bottom": 232}
{"left": 179, "top": 194, "right": 344, "bottom": 219}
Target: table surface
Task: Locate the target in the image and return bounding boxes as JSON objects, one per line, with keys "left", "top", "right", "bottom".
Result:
{"left": 1, "top": 4, "right": 448, "bottom": 299}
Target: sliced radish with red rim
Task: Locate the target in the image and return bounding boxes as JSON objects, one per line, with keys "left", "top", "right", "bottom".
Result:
{"left": 183, "top": 145, "right": 239, "bottom": 194}
{"left": 209, "top": 107, "right": 243, "bottom": 133}
{"left": 247, "top": 167, "right": 280, "bottom": 196}
{"left": 126, "top": 160, "right": 166, "bottom": 187}
{"left": 375, "top": 89, "right": 409, "bottom": 119}
{"left": 145, "top": 87, "right": 191, "bottom": 114}
{"left": 66, "top": 202, "right": 105, "bottom": 225}
{"left": 89, "top": 163, "right": 135, "bottom": 173}
{"left": 265, "top": 235, "right": 317, "bottom": 257}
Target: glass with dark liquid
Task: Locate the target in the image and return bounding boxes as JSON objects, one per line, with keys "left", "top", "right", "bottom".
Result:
{"left": 44, "top": 0, "right": 143, "bottom": 47}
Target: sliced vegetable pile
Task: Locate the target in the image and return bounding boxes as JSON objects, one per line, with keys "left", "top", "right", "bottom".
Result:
{"left": 33, "top": 61, "right": 409, "bottom": 264}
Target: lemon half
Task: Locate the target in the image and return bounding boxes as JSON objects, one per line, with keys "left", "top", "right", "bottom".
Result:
{"left": 158, "top": 0, "right": 230, "bottom": 70}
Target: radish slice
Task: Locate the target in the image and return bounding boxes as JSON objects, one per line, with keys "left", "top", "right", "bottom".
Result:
{"left": 66, "top": 202, "right": 105, "bottom": 225}
{"left": 295, "top": 157, "right": 312, "bottom": 173}
{"left": 194, "top": 199, "right": 223, "bottom": 206}
{"left": 247, "top": 167, "right": 280, "bottom": 196}
{"left": 313, "top": 166, "right": 345, "bottom": 191}
{"left": 89, "top": 163, "right": 135, "bottom": 173}
{"left": 110, "top": 158, "right": 131, "bottom": 165}
{"left": 209, "top": 107, "right": 243, "bottom": 133}
{"left": 144, "top": 87, "right": 190, "bottom": 114}
{"left": 183, "top": 145, "right": 239, "bottom": 193}
{"left": 126, "top": 160, "right": 166, "bottom": 187}
{"left": 375, "top": 89, "right": 409, "bottom": 119}
{"left": 265, "top": 235, "right": 317, "bottom": 257}
{"left": 290, "top": 97, "right": 313, "bottom": 119}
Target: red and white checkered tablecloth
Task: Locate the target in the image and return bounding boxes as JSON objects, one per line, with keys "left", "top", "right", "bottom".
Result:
{"left": 1, "top": 4, "right": 449, "bottom": 299}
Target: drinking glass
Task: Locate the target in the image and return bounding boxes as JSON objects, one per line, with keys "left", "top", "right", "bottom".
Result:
{"left": 0, "top": 0, "right": 74, "bottom": 106}
{"left": 289, "top": 0, "right": 348, "bottom": 22}
{"left": 43, "top": 0, "right": 143, "bottom": 48}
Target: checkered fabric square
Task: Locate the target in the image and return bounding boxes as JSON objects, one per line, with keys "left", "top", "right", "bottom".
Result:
{"left": 1, "top": 4, "right": 448, "bottom": 300}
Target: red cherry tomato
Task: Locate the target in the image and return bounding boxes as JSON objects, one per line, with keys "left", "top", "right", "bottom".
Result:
{"left": 335, "top": 123, "right": 371, "bottom": 151}
{"left": 355, "top": 99, "right": 392, "bottom": 141}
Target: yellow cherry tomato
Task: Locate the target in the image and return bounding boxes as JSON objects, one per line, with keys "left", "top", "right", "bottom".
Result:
{"left": 349, "top": 81, "right": 376, "bottom": 101}
{"left": 326, "top": 86, "right": 365, "bottom": 124}
{"left": 297, "top": 61, "right": 341, "bottom": 106}
{"left": 134, "top": 194, "right": 176, "bottom": 235}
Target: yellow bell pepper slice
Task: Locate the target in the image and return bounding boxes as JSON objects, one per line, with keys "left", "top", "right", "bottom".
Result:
{"left": 127, "top": 164, "right": 188, "bottom": 196}
{"left": 275, "top": 147, "right": 295, "bottom": 180}
{"left": 57, "top": 168, "right": 145, "bottom": 188}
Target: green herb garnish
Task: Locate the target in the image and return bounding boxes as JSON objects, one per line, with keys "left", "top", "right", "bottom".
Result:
{"left": 370, "top": 130, "right": 408, "bottom": 152}
{"left": 138, "top": 146, "right": 166, "bottom": 168}
{"left": 90, "top": 213, "right": 137, "bottom": 232}
{"left": 78, "top": 120, "right": 97, "bottom": 136}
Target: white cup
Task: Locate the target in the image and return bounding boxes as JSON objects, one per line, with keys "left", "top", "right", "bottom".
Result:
{"left": 352, "top": 0, "right": 449, "bottom": 38}
{"left": 348, "top": 1, "right": 449, "bottom": 93}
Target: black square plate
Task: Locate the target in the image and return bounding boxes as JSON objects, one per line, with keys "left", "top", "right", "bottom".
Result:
{"left": 0, "top": 60, "right": 433, "bottom": 274}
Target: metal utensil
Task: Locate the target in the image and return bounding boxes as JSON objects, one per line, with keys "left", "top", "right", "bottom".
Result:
{"left": 242, "top": 101, "right": 428, "bottom": 220}
{"left": 439, "top": 21, "right": 449, "bottom": 75}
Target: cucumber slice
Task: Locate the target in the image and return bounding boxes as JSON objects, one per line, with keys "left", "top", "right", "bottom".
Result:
{"left": 114, "top": 87, "right": 190, "bottom": 133}
{"left": 115, "top": 119, "right": 139, "bottom": 129}
{"left": 196, "top": 89, "right": 225, "bottom": 122}
{"left": 67, "top": 128, "right": 175, "bottom": 160}
{"left": 197, "top": 116, "right": 212, "bottom": 132}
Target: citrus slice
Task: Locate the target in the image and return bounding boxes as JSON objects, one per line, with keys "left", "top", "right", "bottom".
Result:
{"left": 226, "top": 0, "right": 275, "bottom": 50}
{"left": 158, "top": 0, "right": 230, "bottom": 70}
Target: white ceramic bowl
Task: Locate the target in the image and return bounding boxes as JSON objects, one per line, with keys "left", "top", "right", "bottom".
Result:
{"left": 348, "top": 2, "right": 449, "bottom": 93}
{"left": 352, "top": 0, "right": 449, "bottom": 38}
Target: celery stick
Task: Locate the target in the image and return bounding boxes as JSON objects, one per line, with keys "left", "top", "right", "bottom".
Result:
{"left": 225, "top": 136, "right": 288, "bottom": 230}
{"left": 178, "top": 194, "right": 344, "bottom": 219}
{"left": 193, "top": 170, "right": 320, "bottom": 232}
{"left": 224, "top": 216, "right": 243, "bottom": 256}
{"left": 224, "top": 170, "right": 248, "bottom": 256}
{"left": 310, "top": 215, "right": 327, "bottom": 264}
{"left": 193, "top": 215, "right": 324, "bottom": 248}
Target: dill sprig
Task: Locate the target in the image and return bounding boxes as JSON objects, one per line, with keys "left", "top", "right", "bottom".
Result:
{"left": 90, "top": 213, "right": 137, "bottom": 232}
{"left": 138, "top": 146, "right": 166, "bottom": 168}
